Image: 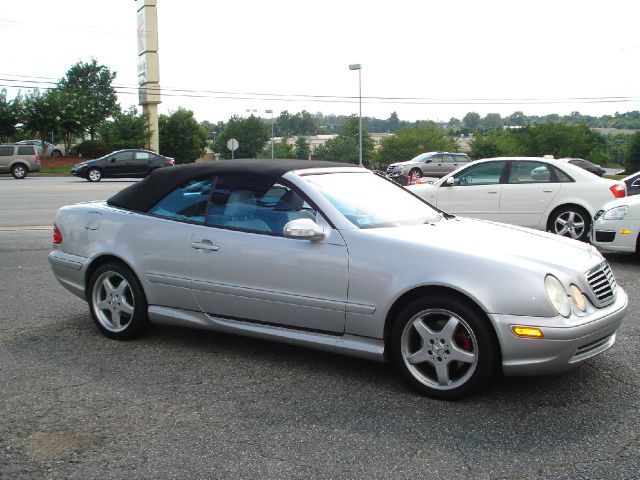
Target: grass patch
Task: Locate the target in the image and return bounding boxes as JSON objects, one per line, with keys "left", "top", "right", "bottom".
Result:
{"left": 605, "top": 174, "right": 626, "bottom": 180}
{"left": 40, "top": 165, "right": 72, "bottom": 174}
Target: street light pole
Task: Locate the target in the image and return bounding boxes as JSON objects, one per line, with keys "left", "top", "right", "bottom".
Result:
{"left": 265, "top": 109, "right": 274, "bottom": 159}
{"left": 349, "top": 64, "right": 363, "bottom": 166}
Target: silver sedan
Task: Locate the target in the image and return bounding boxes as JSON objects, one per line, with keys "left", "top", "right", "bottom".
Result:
{"left": 49, "top": 160, "right": 627, "bottom": 399}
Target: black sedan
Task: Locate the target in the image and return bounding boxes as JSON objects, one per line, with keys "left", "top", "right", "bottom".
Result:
{"left": 71, "top": 149, "right": 174, "bottom": 182}
{"left": 558, "top": 158, "right": 606, "bottom": 177}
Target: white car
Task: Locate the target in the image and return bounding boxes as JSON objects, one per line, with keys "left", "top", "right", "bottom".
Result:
{"left": 591, "top": 194, "right": 640, "bottom": 254}
{"left": 407, "top": 157, "right": 626, "bottom": 242}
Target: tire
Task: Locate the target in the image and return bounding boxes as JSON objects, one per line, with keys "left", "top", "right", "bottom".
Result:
{"left": 409, "top": 168, "right": 423, "bottom": 179}
{"left": 51, "top": 150, "right": 62, "bottom": 158}
{"left": 11, "top": 163, "right": 28, "bottom": 179}
{"left": 548, "top": 205, "right": 590, "bottom": 242}
{"left": 87, "top": 168, "right": 102, "bottom": 182}
{"left": 390, "top": 294, "right": 498, "bottom": 399}
{"left": 88, "top": 262, "right": 151, "bottom": 340}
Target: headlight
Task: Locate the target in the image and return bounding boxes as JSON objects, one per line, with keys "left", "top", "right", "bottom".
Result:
{"left": 569, "top": 284, "right": 587, "bottom": 312}
{"left": 544, "top": 275, "right": 571, "bottom": 317}
{"left": 603, "top": 205, "right": 628, "bottom": 220}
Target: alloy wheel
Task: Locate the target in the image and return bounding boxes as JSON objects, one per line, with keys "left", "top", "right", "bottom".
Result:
{"left": 91, "top": 271, "right": 135, "bottom": 333}
{"left": 400, "top": 308, "right": 478, "bottom": 391}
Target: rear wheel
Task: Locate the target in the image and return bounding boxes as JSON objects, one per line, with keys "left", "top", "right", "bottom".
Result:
{"left": 391, "top": 295, "right": 498, "bottom": 399}
{"left": 87, "top": 167, "right": 102, "bottom": 182}
{"left": 51, "top": 150, "right": 62, "bottom": 158}
{"left": 549, "top": 205, "right": 590, "bottom": 242}
{"left": 11, "top": 163, "right": 28, "bottom": 179}
{"left": 88, "top": 262, "right": 151, "bottom": 339}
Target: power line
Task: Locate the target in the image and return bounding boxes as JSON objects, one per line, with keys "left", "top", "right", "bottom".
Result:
{"left": 1, "top": 76, "right": 638, "bottom": 107}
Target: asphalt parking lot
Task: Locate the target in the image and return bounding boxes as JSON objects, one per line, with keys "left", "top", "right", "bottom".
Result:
{"left": 1, "top": 177, "right": 639, "bottom": 479}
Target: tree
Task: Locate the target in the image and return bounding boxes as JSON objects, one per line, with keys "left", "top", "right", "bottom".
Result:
{"left": 481, "top": 113, "right": 503, "bottom": 130}
{"left": 505, "top": 111, "right": 526, "bottom": 127}
{"left": 295, "top": 136, "right": 310, "bottom": 160}
{"left": 0, "top": 89, "right": 19, "bottom": 142}
{"left": 314, "top": 116, "right": 374, "bottom": 164}
{"left": 375, "top": 122, "right": 457, "bottom": 166}
{"left": 469, "top": 132, "right": 503, "bottom": 159}
{"left": 257, "top": 138, "right": 295, "bottom": 159}
{"left": 158, "top": 108, "right": 208, "bottom": 164}
{"left": 58, "top": 59, "right": 119, "bottom": 140}
{"left": 98, "top": 107, "right": 152, "bottom": 151}
{"left": 215, "top": 114, "right": 269, "bottom": 159}
{"left": 626, "top": 131, "right": 640, "bottom": 174}
{"left": 463, "top": 112, "right": 481, "bottom": 130}
{"left": 20, "top": 89, "right": 63, "bottom": 154}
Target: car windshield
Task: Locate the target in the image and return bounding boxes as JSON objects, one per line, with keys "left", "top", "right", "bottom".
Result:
{"left": 303, "top": 171, "right": 442, "bottom": 228}
{"left": 409, "top": 153, "right": 429, "bottom": 163}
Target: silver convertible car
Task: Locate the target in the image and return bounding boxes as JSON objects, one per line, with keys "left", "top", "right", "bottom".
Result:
{"left": 49, "top": 160, "right": 627, "bottom": 399}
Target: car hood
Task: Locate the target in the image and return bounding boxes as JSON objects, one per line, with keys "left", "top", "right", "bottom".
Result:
{"left": 389, "top": 160, "right": 414, "bottom": 168}
{"left": 369, "top": 216, "right": 603, "bottom": 274}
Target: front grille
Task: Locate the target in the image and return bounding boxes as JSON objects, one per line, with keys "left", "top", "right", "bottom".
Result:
{"left": 586, "top": 262, "right": 617, "bottom": 307}
{"left": 595, "top": 230, "right": 616, "bottom": 243}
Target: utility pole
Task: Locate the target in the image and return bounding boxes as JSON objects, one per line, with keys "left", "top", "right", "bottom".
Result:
{"left": 136, "top": 0, "right": 161, "bottom": 152}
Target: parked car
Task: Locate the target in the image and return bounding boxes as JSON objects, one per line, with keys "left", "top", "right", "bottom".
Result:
{"left": 591, "top": 194, "right": 640, "bottom": 255}
{"left": 557, "top": 158, "right": 606, "bottom": 177}
{"left": 622, "top": 171, "right": 640, "bottom": 196}
{"left": 386, "top": 152, "right": 471, "bottom": 182}
{"left": 49, "top": 159, "right": 627, "bottom": 399}
{"left": 407, "top": 157, "right": 626, "bottom": 242}
{"left": 71, "top": 149, "right": 174, "bottom": 182}
{"left": 0, "top": 144, "right": 40, "bottom": 179}
{"left": 16, "top": 139, "right": 63, "bottom": 157}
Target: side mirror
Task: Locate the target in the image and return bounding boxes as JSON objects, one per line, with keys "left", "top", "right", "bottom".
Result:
{"left": 445, "top": 177, "right": 455, "bottom": 186}
{"left": 425, "top": 159, "right": 432, "bottom": 163}
{"left": 283, "top": 218, "right": 325, "bottom": 241}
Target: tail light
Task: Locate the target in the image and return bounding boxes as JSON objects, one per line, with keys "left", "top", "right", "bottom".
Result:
{"left": 53, "top": 224, "right": 62, "bottom": 244}
{"left": 168, "top": 158, "right": 175, "bottom": 166}
{"left": 610, "top": 183, "right": 626, "bottom": 198}
{"left": 35, "top": 152, "right": 39, "bottom": 162}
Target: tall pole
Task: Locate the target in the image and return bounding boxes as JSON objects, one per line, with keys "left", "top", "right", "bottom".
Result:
{"left": 136, "top": 0, "right": 161, "bottom": 153}
{"left": 349, "top": 64, "right": 363, "bottom": 166}
{"left": 265, "top": 109, "right": 274, "bottom": 159}
{"left": 358, "top": 67, "right": 363, "bottom": 166}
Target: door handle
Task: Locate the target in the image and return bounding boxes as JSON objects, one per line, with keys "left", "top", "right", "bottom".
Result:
{"left": 191, "top": 240, "right": 219, "bottom": 252}
{"left": 487, "top": 190, "right": 498, "bottom": 194}
{"left": 543, "top": 189, "right": 554, "bottom": 193}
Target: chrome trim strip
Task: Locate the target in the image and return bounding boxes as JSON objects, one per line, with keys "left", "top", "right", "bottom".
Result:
{"left": 148, "top": 305, "right": 385, "bottom": 362}
{"left": 346, "top": 303, "right": 376, "bottom": 315}
{"left": 190, "top": 280, "right": 346, "bottom": 312}
{"left": 145, "top": 273, "right": 191, "bottom": 289}
{"left": 48, "top": 252, "right": 83, "bottom": 271}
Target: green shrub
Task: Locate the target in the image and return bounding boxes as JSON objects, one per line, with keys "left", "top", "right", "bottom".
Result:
{"left": 72, "top": 140, "right": 109, "bottom": 159}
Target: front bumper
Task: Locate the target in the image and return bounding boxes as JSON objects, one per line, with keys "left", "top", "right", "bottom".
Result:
{"left": 590, "top": 218, "right": 638, "bottom": 254}
{"left": 491, "top": 288, "right": 627, "bottom": 376}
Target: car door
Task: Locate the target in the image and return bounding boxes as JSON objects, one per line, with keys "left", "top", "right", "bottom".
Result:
{"left": 133, "top": 151, "right": 155, "bottom": 176}
{"left": 189, "top": 173, "right": 349, "bottom": 333}
{"left": 142, "top": 177, "right": 214, "bottom": 311}
{"left": 499, "top": 161, "right": 560, "bottom": 228}
{"left": 106, "top": 151, "right": 135, "bottom": 176}
{"left": 423, "top": 154, "right": 443, "bottom": 176}
{"left": 435, "top": 161, "right": 506, "bottom": 220}
{"left": 0, "top": 145, "right": 13, "bottom": 173}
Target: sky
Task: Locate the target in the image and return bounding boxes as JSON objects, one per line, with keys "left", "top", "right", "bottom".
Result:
{"left": 1, "top": 0, "right": 639, "bottom": 124}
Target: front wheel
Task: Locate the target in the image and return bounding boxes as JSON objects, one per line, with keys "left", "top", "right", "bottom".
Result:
{"left": 391, "top": 295, "right": 498, "bottom": 399}
{"left": 549, "top": 206, "right": 590, "bottom": 242}
{"left": 87, "top": 168, "right": 102, "bottom": 182}
{"left": 409, "top": 168, "right": 423, "bottom": 179}
{"left": 51, "top": 150, "right": 62, "bottom": 158}
{"left": 11, "top": 163, "right": 28, "bottom": 179}
{"left": 88, "top": 263, "right": 151, "bottom": 339}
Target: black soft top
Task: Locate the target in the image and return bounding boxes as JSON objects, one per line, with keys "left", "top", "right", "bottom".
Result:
{"left": 107, "top": 159, "right": 355, "bottom": 212}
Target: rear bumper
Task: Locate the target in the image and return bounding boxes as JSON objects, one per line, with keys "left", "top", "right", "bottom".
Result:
{"left": 491, "top": 288, "right": 627, "bottom": 376}
{"left": 48, "top": 250, "right": 89, "bottom": 300}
